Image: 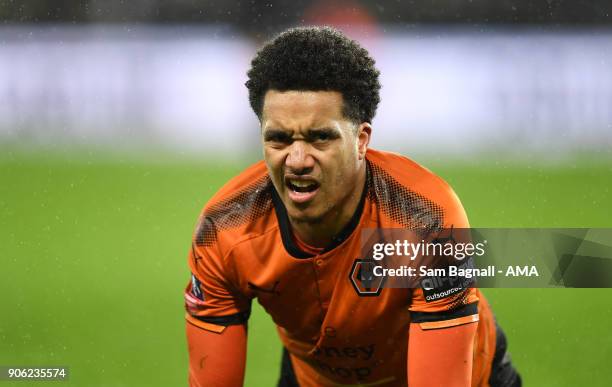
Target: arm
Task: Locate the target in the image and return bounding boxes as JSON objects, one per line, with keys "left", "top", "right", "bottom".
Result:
{"left": 186, "top": 322, "right": 247, "bottom": 387}
{"left": 408, "top": 322, "right": 477, "bottom": 387}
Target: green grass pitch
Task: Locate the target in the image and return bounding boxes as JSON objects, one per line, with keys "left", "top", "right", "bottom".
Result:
{"left": 1, "top": 149, "right": 611, "bottom": 386}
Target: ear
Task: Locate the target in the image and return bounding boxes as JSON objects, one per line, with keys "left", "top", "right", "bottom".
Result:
{"left": 356, "top": 123, "right": 372, "bottom": 160}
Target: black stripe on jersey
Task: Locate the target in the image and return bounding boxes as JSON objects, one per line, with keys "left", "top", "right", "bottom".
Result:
{"left": 189, "top": 309, "right": 251, "bottom": 326}
{"left": 271, "top": 187, "right": 314, "bottom": 259}
{"left": 271, "top": 164, "right": 370, "bottom": 259}
{"left": 410, "top": 302, "right": 478, "bottom": 323}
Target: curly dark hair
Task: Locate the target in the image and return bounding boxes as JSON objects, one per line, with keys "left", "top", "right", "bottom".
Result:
{"left": 246, "top": 26, "right": 381, "bottom": 124}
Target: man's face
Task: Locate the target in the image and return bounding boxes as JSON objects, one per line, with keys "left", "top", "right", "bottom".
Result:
{"left": 261, "top": 90, "right": 369, "bottom": 224}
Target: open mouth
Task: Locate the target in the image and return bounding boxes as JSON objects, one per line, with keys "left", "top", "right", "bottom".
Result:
{"left": 286, "top": 179, "right": 319, "bottom": 193}
{"left": 285, "top": 178, "right": 320, "bottom": 203}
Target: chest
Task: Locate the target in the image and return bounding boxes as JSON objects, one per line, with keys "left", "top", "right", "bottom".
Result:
{"left": 240, "top": 248, "right": 412, "bottom": 342}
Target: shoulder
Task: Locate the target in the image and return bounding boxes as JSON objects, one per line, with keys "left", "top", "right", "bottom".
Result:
{"left": 365, "top": 149, "right": 468, "bottom": 229}
{"left": 192, "top": 160, "right": 278, "bottom": 254}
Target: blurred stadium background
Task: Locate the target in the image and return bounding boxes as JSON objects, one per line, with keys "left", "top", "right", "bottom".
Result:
{"left": 1, "top": 1, "right": 611, "bottom": 386}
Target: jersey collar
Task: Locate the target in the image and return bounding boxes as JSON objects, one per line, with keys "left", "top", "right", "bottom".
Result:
{"left": 271, "top": 163, "right": 370, "bottom": 259}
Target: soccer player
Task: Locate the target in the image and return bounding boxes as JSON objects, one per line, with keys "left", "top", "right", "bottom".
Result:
{"left": 184, "top": 27, "right": 521, "bottom": 387}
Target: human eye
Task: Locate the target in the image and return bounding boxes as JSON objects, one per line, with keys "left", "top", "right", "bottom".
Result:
{"left": 314, "top": 132, "right": 330, "bottom": 141}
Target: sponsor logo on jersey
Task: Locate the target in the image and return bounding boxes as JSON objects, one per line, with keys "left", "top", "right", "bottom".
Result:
{"left": 421, "top": 258, "right": 474, "bottom": 302}
{"left": 190, "top": 273, "right": 204, "bottom": 300}
{"left": 185, "top": 274, "right": 206, "bottom": 315}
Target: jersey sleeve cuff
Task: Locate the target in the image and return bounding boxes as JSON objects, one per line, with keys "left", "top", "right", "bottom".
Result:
{"left": 185, "top": 309, "right": 251, "bottom": 333}
{"left": 410, "top": 302, "right": 479, "bottom": 330}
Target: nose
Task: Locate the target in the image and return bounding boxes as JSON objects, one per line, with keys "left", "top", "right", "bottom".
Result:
{"left": 285, "top": 141, "right": 314, "bottom": 174}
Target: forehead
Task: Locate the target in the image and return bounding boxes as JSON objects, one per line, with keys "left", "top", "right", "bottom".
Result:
{"left": 261, "top": 90, "right": 345, "bottom": 130}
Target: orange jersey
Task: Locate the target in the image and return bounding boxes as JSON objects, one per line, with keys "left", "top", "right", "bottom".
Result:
{"left": 185, "top": 149, "right": 497, "bottom": 386}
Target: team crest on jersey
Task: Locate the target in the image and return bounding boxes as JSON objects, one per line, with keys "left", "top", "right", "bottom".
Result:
{"left": 349, "top": 259, "right": 385, "bottom": 297}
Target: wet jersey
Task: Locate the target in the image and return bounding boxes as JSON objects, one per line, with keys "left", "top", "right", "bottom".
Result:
{"left": 184, "top": 149, "right": 497, "bottom": 386}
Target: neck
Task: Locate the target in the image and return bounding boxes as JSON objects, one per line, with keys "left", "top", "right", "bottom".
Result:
{"left": 290, "top": 163, "right": 367, "bottom": 248}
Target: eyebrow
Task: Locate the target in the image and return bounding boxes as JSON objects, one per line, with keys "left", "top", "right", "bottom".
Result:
{"left": 263, "top": 129, "right": 292, "bottom": 142}
{"left": 308, "top": 127, "right": 340, "bottom": 135}
{"left": 263, "top": 127, "right": 341, "bottom": 141}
